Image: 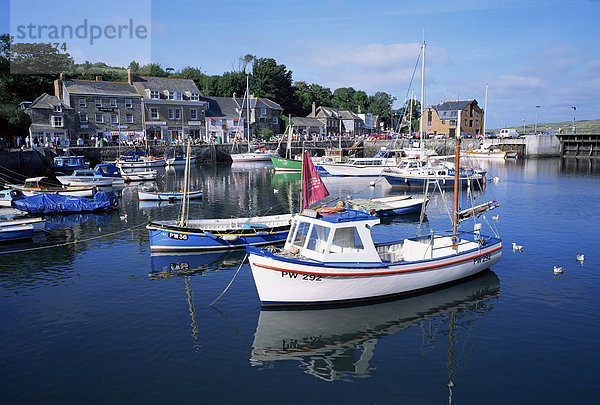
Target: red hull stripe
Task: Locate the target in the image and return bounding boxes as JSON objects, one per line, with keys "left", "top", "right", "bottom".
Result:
{"left": 253, "top": 245, "right": 502, "bottom": 277}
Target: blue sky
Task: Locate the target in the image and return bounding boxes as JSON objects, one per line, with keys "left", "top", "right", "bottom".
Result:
{"left": 3, "top": 0, "right": 600, "bottom": 128}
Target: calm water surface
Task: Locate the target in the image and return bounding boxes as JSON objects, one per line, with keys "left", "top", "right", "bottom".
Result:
{"left": 1, "top": 158, "right": 599, "bottom": 404}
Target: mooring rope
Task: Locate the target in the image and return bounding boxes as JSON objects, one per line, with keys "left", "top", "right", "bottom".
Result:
{"left": 208, "top": 253, "right": 248, "bottom": 307}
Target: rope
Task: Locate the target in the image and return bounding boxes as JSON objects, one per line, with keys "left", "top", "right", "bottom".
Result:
{"left": 0, "top": 220, "right": 149, "bottom": 255}
{"left": 208, "top": 253, "right": 248, "bottom": 306}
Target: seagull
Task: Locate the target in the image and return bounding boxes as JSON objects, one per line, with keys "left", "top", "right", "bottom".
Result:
{"left": 512, "top": 242, "right": 523, "bottom": 252}
{"left": 273, "top": 189, "right": 279, "bottom": 194}
{"left": 554, "top": 266, "right": 564, "bottom": 275}
{"left": 493, "top": 177, "right": 500, "bottom": 183}
{"left": 491, "top": 215, "right": 499, "bottom": 222}
{"left": 576, "top": 254, "right": 584, "bottom": 262}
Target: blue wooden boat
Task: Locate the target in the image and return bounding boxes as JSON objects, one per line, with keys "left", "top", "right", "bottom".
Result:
{"left": 383, "top": 160, "right": 486, "bottom": 189}
{"left": 94, "top": 163, "right": 125, "bottom": 185}
{"left": 0, "top": 223, "right": 34, "bottom": 243}
{"left": 147, "top": 214, "right": 293, "bottom": 252}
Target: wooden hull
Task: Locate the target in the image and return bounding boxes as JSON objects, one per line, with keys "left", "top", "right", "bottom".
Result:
{"left": 270, "top": 156, "right": 302, "bottom": 172}
{"left": 147, "top": 214, "right": 293, "bottom": 252}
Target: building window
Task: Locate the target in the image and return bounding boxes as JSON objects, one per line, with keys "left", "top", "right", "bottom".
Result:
{"left": 150, "top": 90, "right": 160, "bottom": 99}
{"left": 51, "top": 116, "right": 63, "bottom": 127}
{"left": 190, "top": 109, "right": 198, "bottom": 120}
{"left": 78, "top": 97, "right": 86, "bottom": 107}
{"left": 79, "top": 113, "right": 88, "bottom": 122}
{"left": 111, "top": 114, "right": 118, "bottom": 124}
{"left": 126, "top": 114, "right": 133, "bottom": 124}
{"left": 96, "top": 113, "right": 103, "bottom": 123}
{"left": 465, "top": 119, "right": 468, "bottom": 126}
{"left": 272, "top": 117, "right": 278, "bottom": 124}
{"left": 110, "top": 98, "right": 117, "bottom": 107}
{"left": 95, "top": 98, "right": 102, "bottom": 107}
{"left": 53, "top": 105, "right": 62, "bottom": 113}
{"left": 190, "top": 92, "right": 199, "bottom": 101}
{"left": 168, "top": 91, "right": 183, "bottom": 100}
{"left": 150, "top": 108, "right": 159, "bottom": 119}
{"left": 441, "top": 120, "right": 445, "bottom": 125}
{"left": 450, "top": 120, "right": 456, "bottom": 126}
{"left": 261, "top": 108, "right": 267, "bottom": 116}
{"left": 125, "top": 99, "right": 132, "bottom": 108}
{"left": 168, "top": 108, "right": 181, "bottom": 120}
{"left": 469, "top": 120, "right": 473, "bottom": 127}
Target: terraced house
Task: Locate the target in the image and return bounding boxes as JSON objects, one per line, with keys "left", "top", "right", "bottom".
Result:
{"left": 131, "top": 73, "right": 207, "bottom": 143}
{"left": 423, "top": 99, "right": 484, "bottom": 137}
{"left": 25, "top": 93, "right": 76, "bottom": 147}
{"left": 59, "top": 74, "right": 144, "bottom": 145}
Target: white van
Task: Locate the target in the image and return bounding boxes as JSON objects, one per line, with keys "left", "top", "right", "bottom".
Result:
{"left": 499, "top": 128, "right": 519, "bottom": 138}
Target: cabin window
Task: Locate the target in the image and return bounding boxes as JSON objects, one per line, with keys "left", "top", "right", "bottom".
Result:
{"left": 306, "top": 224, "right": 330, "bottom": 253}
{"left": 329, "top": 227, "right": 364, "bottom": 254}
{"left": 292, "top": 221, "right": 311, "bottom": 247}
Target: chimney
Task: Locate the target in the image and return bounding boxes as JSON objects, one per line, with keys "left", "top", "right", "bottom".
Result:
{"left": 54, "top": 79, "right": 61, "bottom": 99}
{"left": 311, "top": 102, "right": 316, "bottom": 117}
{"left": 233, "top": 92, "right": 237, "bottom": 99}
{"left": 358, "top": 105, "right": 361, "bottom": 114}
{"left": 127, "top": 68, "right": 133, "bottom": 85}
{"left": 95, "top": 76, "right": 102, "bottom": 81}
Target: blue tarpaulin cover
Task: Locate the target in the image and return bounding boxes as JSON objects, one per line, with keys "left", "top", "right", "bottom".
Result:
{"left": 11, "top": 192, "right": 112, "bottom": 214}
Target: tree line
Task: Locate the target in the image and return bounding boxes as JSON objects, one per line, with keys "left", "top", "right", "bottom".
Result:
{"left": 1, "top": 35, "right": 419, "bottom": 141}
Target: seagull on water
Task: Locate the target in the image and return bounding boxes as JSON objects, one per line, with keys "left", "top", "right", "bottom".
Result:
{"left": 576, "top": 254, "right": 584, "bottom": 262}
{"left": 512, "top": 242, "right": 523, "bottom": 252}
{"left": 554, "top": 266, "right": 564, "bottom": 275}
{"left": 492, "top": 215, "right": 499, "bottom": 222}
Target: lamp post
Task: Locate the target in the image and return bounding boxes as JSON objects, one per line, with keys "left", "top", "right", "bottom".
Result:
{"left": 522, "top": 119, "right": 526, "bottom": 135}
{"left": 534, "top": 105, "right": 540, "bottom": 135}
{"left": 572, "top": 107, "right": 576, "bottom": 134}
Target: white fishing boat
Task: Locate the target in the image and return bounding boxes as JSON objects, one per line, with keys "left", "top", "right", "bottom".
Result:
{"left": 346, "top": 195, "right": 429, "bottom": 217}
{"left": 115, "top": 154, "right": 166, "bottom": 169}
{"left": 319, "top": 156, "right": 400, "bottom": 177}
{"left": 246, "top": 53, "right": 502, "bottom": 305}
{"left": 383, "top": 159, "right": 486, "bottom": 189}
{"left": 461, "top": 144, "right": 507, "bottom": 159}
{"left": 138, "top": 189, "right": 202, "bottom": 202}
{"left": 57, "top": 169, "right": 116, "bottom": 187}
{"left": 166, "top": 155, "right": 197, "bottom": 166}
{"left": 120, "top": 168, "right": 157, "bottom": 182}
{"left": 0, "top": 189, "right": 26, "bottom": 207}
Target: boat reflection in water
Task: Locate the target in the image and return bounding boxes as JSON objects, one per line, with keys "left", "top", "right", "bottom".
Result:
{"left": 149, "top": 250, "right": 246, "bottom": 278}
{"left": 251, "top": 270, "right": 500, "bottom": 382}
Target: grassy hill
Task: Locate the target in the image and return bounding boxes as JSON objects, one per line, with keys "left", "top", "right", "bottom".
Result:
{"left": 491, "top": 118, "right": 600, "bottom": 135}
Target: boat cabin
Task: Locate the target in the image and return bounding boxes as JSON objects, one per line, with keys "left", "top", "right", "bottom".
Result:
{"left": 23, "top": 177, "right": 62, "bottom": 189}
{"left": 285, "top": 210, "right": 382, "bottom": 264}
{"left": 94, "top": 164, "right": 122, "bottom": 178}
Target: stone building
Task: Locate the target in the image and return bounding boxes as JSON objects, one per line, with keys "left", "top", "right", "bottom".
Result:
{"left": 423, "top": 99, "right": 484, "bottom": 137}
{"left": 202, "top": 96, "right": 245, "bottom": 143}
{"left": 25, "top": 93, "right": 76, "bottom": 147}
{"left": 131, "top": 73, "right": 207, "bottom": 144}
{"left": 291, "top": 116, "right": 325, "bottom": 137}
{"left": 59, "top": 75, "right": 144, "bottom": 145}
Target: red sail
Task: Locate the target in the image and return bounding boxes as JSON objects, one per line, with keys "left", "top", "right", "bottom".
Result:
{"left": 302, "top": 151, "right": 329, "bottom": 210}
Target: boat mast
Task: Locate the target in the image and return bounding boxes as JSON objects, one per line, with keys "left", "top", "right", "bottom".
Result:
{"left": 452, "top": 109, "right": 461, "bottom": 247}
{"left": 178, "top": 137, "right": 191, "bottom": 227}
{"left": 419, "top": 40, "right": 425, "bottom": 141}
{"left": 246, "top": 75, "right": 251, "bottom": 152}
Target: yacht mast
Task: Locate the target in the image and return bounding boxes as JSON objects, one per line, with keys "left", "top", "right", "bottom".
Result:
{"left": 419, "top": 40, "right": 425, "bottom": 138}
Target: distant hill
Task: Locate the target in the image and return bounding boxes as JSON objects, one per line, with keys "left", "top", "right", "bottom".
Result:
{"left": 490, "top": 118, "right": 600, "bottom": 135}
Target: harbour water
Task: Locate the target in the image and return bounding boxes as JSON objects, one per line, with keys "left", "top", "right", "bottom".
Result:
{"left": 1, "top": 158, "right": 599, "bottom": 404}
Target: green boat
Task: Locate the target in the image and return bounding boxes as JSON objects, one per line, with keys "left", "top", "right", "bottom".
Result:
{"left": 270, "top": 156, "right": 302, "bottom": 172}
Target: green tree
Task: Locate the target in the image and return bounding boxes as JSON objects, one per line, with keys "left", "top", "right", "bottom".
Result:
{"left": 217, "top": 71, "right": 246, "bottom": 98}
{"left": 332, "top": 87, "right": 356, "bottom": 110}
{"left": 128, "top": 60, "right": 140, "bottom": 73}
{"left": 9, "top": 41, "right": 74, "bottom": 75}
{"left": 368, "top": 91, "right": 396, "bottom": 129}
{"left": 138, "top": 63, "right": 168, "bottom": 77}
{"left": 251, "top": 57, "right": 295, "bottom": 115}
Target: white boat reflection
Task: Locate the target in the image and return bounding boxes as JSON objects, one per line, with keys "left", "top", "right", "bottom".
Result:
{"left": 149, "top": 250, "right": 246, "bottom": 278}
{"left": 251, "top": 270, "right": 500, "bottom": 381}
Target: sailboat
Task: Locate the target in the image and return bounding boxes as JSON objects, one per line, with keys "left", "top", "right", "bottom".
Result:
{"left": 270, "top": 117, "right": 303, "bottom": 172}
{"left": 147, "top": 139, "right": 293, "bottom": 252}
{"left": 246, "top": 107, "right": 502, "bottom": 305}
{"left": 230, "top": 76, "right": 279, "bottom": 163}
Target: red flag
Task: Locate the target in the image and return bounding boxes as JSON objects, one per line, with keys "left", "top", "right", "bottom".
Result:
{"left": 302, "top": 151, "right": 329, "bottom": 210}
